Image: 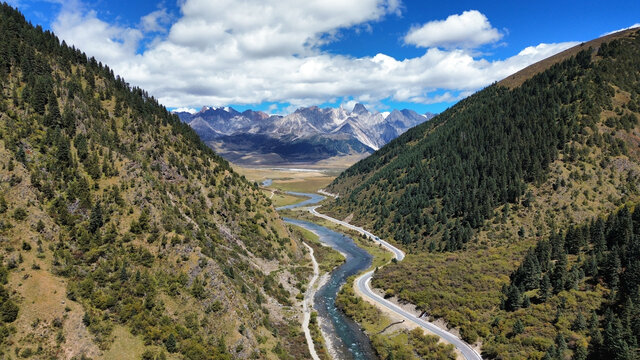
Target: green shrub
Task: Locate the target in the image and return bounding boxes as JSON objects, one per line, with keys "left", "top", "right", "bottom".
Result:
{"left": 13, "top": 207, "right": 27, "bottom": 221}
{"left": 0, "top": 300, "right": 19, "bottom": 322}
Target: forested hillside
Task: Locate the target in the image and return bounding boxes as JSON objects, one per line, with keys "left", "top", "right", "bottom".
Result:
{"left": 326, "top": 28, "right": 640, "bottom": 358}
{"left": 502, "top": 206, "right": 640, "bottom": 359}
{"left": 327, "top": 28, "right": 640, "bottom": 252}
{"left": 0, "top": 4, "right": 311, "bottom": 359}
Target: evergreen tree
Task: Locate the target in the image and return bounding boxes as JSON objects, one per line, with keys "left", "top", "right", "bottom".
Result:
{"left": 119, "top": 264, "right": 128, "bottom": 282}
{"left": 572, "top": 311, "right": 586, "bottom": 331}
{"left": 602, "top": 249, "right": 621, "bottom": 290}
{"left": 503, "top": 284, "right": 522, "bottom": 311}
{"left": 61, "top": 105, "right": 75, "bottom": 133}
{"left": 587, "top": 326, "right": 603, "bottom": 359}
{"left": 539, "top": 273, "right": 552, "bottom": 302}
{"left": 512, "top": 319, "right": 524, "bottom": 336}
{"left": 55, "top": 132, "right": 72, "bottom": 169}
{"left": 88, "top": 202, "right": 103, "bottom": 233}
{"left": 573, "top": 343, "right": 587, "bottom": 360}
{"left": 165, "top": 333, "right": 177, "bottom": 353}
{"left": 601, "top": 312, "right": 632, "bottom": 360}
{"left": 85, "top": 151, "right": 102, "bottom": 179}
{"left": 551, "top": 252, "right": 567, "bottom": 294}
{"left": 74, "top": 133, "right": 88, "bottom": 161}
{"left": 31, "top": 76, "right": 50, "bottom": 115}
{"left": 556, "top": 332, "right": 568, "bottom": 356}
{"left": 44, "top": 92, "right": 60, "bottom": 127}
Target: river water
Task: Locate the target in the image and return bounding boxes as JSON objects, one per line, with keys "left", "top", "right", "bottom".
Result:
{"left": 276, "top": 191, "right": 326, "bottom": 210}
{"left": 275, "top": 189, "right": 377, "bottom": 360}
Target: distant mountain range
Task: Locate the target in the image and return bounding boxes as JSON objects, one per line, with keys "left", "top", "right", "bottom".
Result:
{"left": 175, "top": 104, "right": 435, "bottom": 165}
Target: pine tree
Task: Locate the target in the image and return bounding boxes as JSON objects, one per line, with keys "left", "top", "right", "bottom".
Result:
{"left": 588, "top": 310, "right": 599, "bottom": 331}
{"left": 592, "top": 218, "right": 606, "bottom": 255}
{"left": 74, "top": 133, "right": 88, "bottom": 161}
{"left": 512, "top": 319, "right": 524, "bottom": 336}
{"left": 539, "top": 273, "right": 552, "bottom": 302}
{"left": 602, "top": 249, "right": 621, "bottom": 290}
{"left": 88, "top": 202, "right": 103, "bottom": 233}
{"left": 551, "top": 252, "right": 567, "bottom": 294}
{"left": 503, "top": 284, "right": 522, "bottom": 311}
{"left": 61, "top": 105, "right": 75, "bottom": 133}
{"left": 543, "top": 345, "right": 556, "bottom": 360}
{"left": 31, "top": 76, "right": 49, "bottom": 115}
{"left": 572, "top": 311, "right": 586, "bottom": 331}
{"left": 191, "top": 277, "right": 205, "bottom": 299}
{"left": 555, "top": 332, "right": 567, "bottom": 356}
{"left": 165, "top": 333, "right": 177, "bottom": 353}
{"left": 588, "top": 326, "right": 603, "bottom": 359}
{"left": 119, "top": 263, "right": 128, "bottom": 282}
{"left": 601, "top": 312, "right": 632, "bottom": 360}
{"left": 572, "top": 343, "right": 587, "bottom": 360}
{"left": 55, "top": 133, "right": 72, "bottom": 169}
{"left": 85, "top": 151, "right": 102, "bottom": 180}
{"left": 44, "top": 92, "right": 60, "bottom": 127}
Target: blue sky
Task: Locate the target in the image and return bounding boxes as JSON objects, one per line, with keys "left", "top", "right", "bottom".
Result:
{"left": 9, "top": 0, "right": 640, "bottom": 115}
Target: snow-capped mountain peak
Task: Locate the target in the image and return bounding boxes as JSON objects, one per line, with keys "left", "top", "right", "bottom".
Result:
{"left": 177, "top": 105, "right": 435, "bottom": 164}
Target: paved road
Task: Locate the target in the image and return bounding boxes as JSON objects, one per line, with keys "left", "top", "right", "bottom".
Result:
{"left": 308, "top": 206, "right": 405, "bottom": 261}
{"left": 309, "top": 204, "right": 483, "bottom": 360}
{"left": 317, "top": 189, "right": 339, "bottom": 199}
{"left": 356, "top": 272, "right": 482, "bottom": 360}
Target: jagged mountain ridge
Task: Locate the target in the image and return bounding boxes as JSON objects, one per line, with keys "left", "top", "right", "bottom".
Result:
{"left": 176, "top": 104, "right": 435, "bottom": 165}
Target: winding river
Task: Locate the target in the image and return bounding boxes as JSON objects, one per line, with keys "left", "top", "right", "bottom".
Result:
{"left": 276, "top": 191, "right": 378, "bottom": 360}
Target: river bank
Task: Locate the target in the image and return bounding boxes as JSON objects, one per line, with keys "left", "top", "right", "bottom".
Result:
{"left": 277, "top": 189, "right": 479, "bottom": 360}
{"left": 284, "top": 217, "right": 378, "bottom": 360}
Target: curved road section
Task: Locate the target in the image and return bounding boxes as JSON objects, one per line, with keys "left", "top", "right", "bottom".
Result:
{"left": 309, "top": 204, "right": 482, "bottom": 360}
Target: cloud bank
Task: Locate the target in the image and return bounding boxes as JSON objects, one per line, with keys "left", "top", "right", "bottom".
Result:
{"left": 50, "top": 1, "right": 578, "bottom": 109}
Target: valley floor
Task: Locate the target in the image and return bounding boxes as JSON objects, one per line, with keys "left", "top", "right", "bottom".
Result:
{"left": 278, "top": 188, "right": 468, "bottom": 359}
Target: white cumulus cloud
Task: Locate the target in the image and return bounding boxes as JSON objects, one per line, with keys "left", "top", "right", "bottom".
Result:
{"left": 404, "top": 10, "right": 503, "bottom": 49}
{"left": 48, "top": 1, "right": 577, "bottom": 109}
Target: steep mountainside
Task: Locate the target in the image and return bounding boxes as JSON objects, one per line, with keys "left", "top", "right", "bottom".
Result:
{"left": 176, "top": 104, "right": 434, "bottom": 165}
{"left": 0, "top": 4, "right": 311, "bottom": 359}
{"left": 325, "top": 29, "right": 640, "bottom": 358}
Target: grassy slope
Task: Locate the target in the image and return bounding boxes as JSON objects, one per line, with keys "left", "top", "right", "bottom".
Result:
{"left": 0, "top": 4, "right": 310, "bottom": 359}
{"left": 323, "top": 30, "right": 640, "bottom": 359}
